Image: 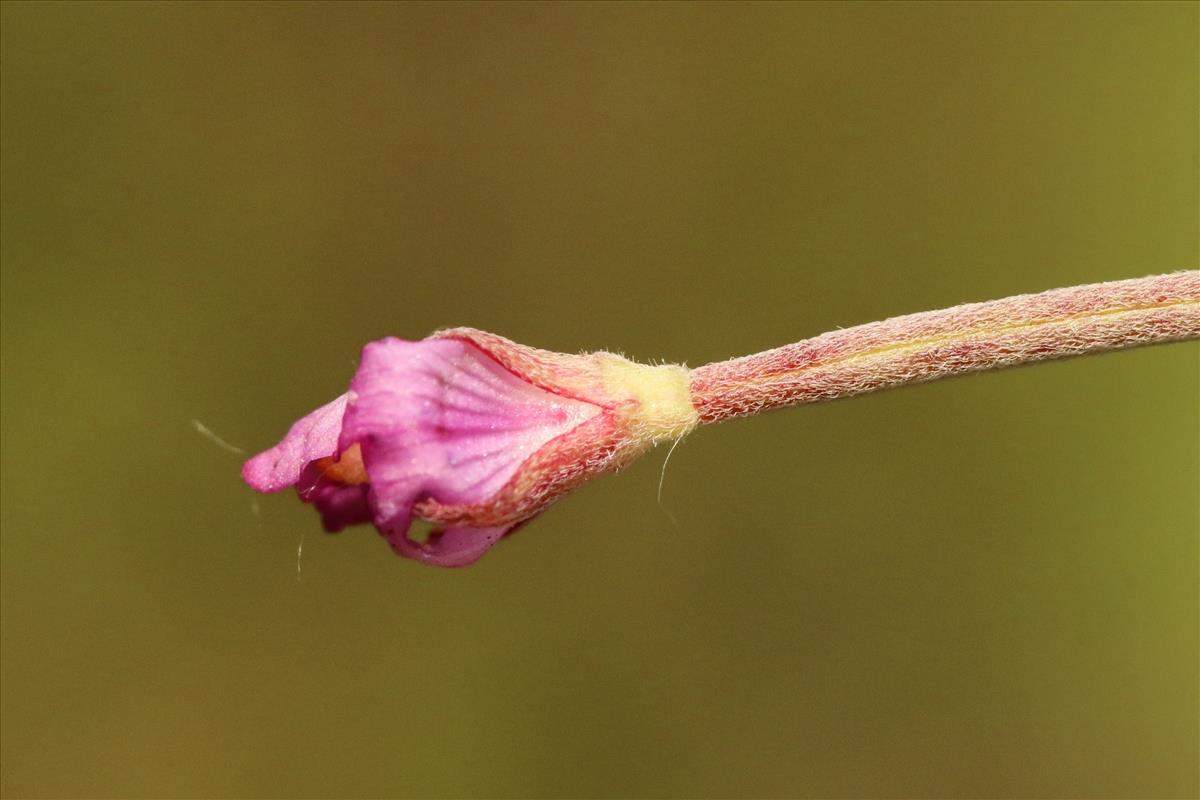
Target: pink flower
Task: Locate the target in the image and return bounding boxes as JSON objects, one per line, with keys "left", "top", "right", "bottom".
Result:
{"left": 242, "top": 329, "right": 697, "bottom": 566}
{"left": 244, "top": 272, "right": 1198, "bottom": 568}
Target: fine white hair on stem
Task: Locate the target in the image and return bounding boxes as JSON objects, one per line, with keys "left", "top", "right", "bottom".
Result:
{"left": 297, "top": 529, "right": 306, "bottom": 582}
{"left": 191, "top": 418, "right": 245, "bottom": 455}
{"left": 657, "top": 436, "right": 684, "bottom": 528}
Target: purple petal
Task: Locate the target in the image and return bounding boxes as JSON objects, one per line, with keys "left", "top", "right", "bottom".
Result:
{"left": 386, "top": 524, "right": 512, "bottom": 567}
{"left": 296, "top": 463, "right": 372, "bottom": 532}
{"left": 338, "top": 337, "right": 598, "bottom": 537}
{"left": 242, "top": 394, "right": 349, "bottom": 492}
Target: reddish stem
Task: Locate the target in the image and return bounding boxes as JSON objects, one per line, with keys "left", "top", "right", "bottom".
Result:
{"left": 689, "top": 271, "right": 1200, "bottom": 425}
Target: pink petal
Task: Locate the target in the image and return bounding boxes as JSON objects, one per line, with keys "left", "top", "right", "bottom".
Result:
{"left": 242, "top": 394, "right": 349, "bottom": 492}
{"left": 386, "top": 524, "right": 512, "bottom": 567}
{"left": 338, "top": 337, "right": 599, "bottom": 539}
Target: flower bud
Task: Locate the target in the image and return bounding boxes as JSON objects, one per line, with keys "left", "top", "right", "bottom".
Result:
{"left": 243, "top": 328, "right": 696, "bottom": 566}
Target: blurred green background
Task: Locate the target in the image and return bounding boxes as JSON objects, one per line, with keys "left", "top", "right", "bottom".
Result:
{"left": 2, "top": 2, "right": 1197, "bottom": 797}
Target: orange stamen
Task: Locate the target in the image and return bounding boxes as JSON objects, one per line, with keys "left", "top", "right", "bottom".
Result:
{"left": 313, "top": 443, "right": 368, "bottom": 485}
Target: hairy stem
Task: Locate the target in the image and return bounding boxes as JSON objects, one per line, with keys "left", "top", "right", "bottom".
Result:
{"left": 689, "top": 271, "right": 1200, "bottom": 425}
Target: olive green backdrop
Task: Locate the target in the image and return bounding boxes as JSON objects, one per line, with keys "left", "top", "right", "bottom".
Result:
{"left": 2, "top": 2, "right": 1197, "bottom": 798}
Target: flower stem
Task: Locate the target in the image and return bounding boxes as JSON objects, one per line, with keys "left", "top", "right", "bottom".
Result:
{"left": 689, "top": 271, "right": 1200, "bottom": 425}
